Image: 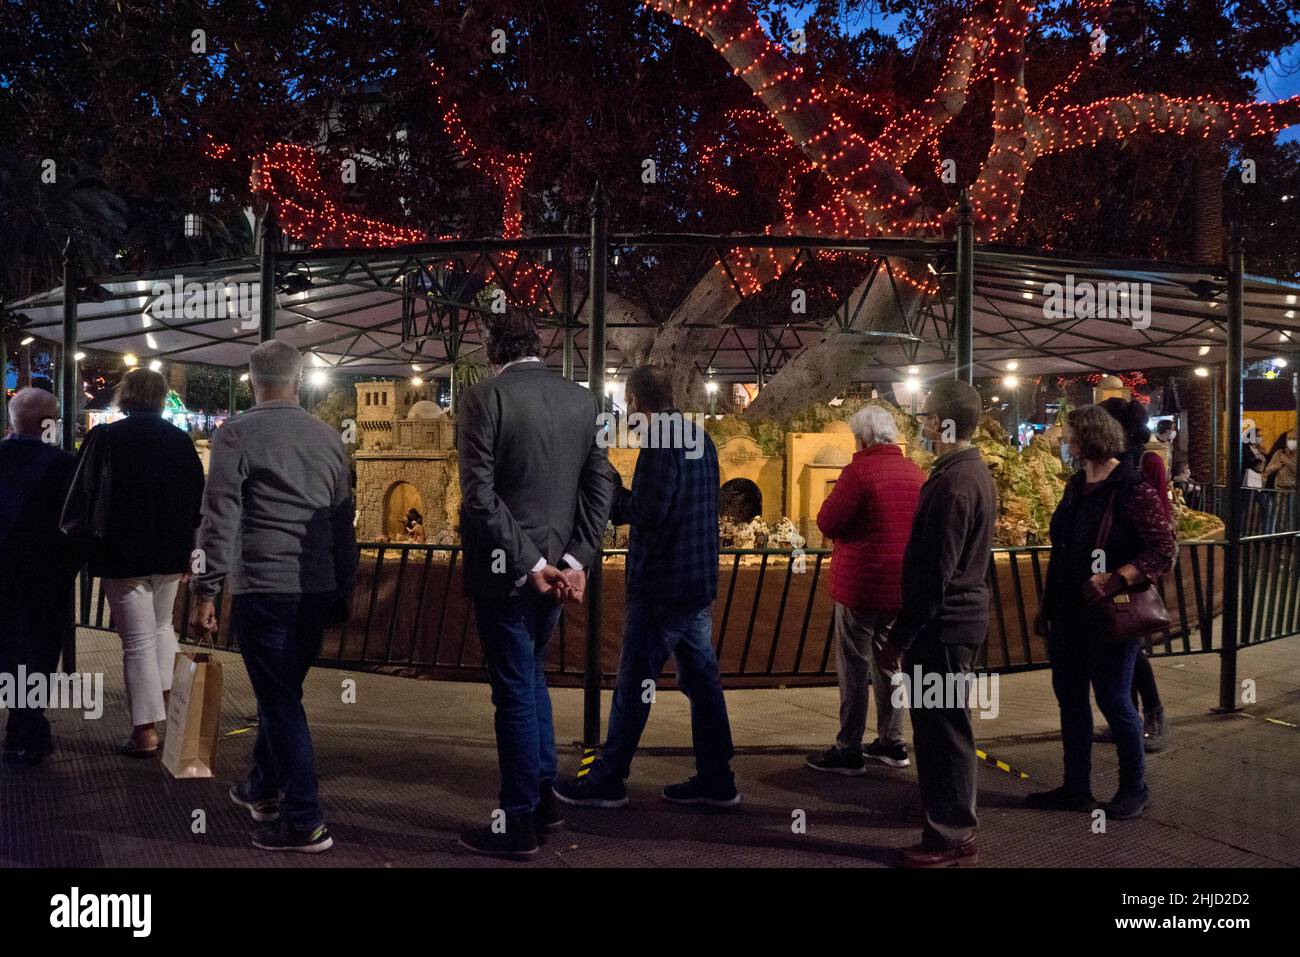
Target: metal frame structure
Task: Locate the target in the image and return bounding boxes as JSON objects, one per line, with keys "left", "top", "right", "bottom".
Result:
{"left": 13, "top": 187, "right": 1300, "bottom": 728}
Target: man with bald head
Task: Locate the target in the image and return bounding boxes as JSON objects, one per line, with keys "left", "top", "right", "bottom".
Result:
{"left": 0, "top": 388, "right": 82, "bottom": 764}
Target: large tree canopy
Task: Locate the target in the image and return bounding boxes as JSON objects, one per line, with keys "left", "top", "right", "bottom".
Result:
{"left": 2, "top": 0, "right": 1297, "bottom": 413}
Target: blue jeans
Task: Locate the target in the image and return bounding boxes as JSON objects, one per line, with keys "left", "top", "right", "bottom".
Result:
{"left": 1048, "top": 624, "right": 1146, "bottom": 795}
{"left": 474, "top": 592, "right": 563, "bottom": 816}
{"left": 230, "top": 592, "right": 330, "bottom": 832}
{"left": 593, "top": 597, "right": 734, "bottom": 785}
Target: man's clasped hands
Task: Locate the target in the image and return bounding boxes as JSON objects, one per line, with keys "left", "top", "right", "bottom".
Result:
{"left": 528, "top": 564, "right": 588, "bottom": 605}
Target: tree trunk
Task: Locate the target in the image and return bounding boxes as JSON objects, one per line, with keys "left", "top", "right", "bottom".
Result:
{"left": 1192, "top": 144, "right": 1225, "bottom": 264}
{"left": 743, "top": 262, "right": 925, "bottom": 421}
{"left": 168, "top": 363, "right": 188, "bottom": 403}
{"left": 1184, "top": 373, "right": 1214, "bottom": 483}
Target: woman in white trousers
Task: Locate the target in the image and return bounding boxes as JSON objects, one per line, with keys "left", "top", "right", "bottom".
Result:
{"left": 102, "top": 574, "right": 183, "bottom": 749}
{"left": 61, "top": 368, "right": 206, "bottom": 757}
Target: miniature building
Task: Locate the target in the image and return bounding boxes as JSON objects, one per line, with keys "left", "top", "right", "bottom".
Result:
{"left": 352, "top": 380, "right": 458, "bottom": 543}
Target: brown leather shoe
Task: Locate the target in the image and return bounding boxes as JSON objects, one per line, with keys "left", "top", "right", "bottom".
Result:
{"left": 899, "top": 837, "right": 979, "bottom": 868}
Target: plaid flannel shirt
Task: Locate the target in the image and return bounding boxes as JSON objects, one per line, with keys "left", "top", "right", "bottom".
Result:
{"left": 611, "top": 412, "right": 718, "bottom": 611}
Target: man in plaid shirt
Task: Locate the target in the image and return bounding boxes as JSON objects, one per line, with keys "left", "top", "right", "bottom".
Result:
{"left": 553, "top": 365, "right": 739, "bottom": 809}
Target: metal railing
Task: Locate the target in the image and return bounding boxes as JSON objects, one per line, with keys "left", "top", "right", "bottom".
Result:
{"left": 1185, "top": 485, "right": 1298, "bottom": 536}
{"left": 72, "top": 522, "right": 1300, "bottom": 688}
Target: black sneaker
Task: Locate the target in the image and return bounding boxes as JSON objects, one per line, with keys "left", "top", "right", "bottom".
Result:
{"left": 1102, "top": 787, "right": 1151, "bottom": 820}
{"left": 2, "top": 735, "right": 53, "bottom": 766}
{"left": 805, "top": 746, "right": 865, "bottom": 776}
{"left": 458, "top": 814, "right": 539, "bottom": 861}
{"left": 552, "top": 773, "right": 629, "bottom": 808}
{"left": 229, "top": 782, "right": 281, "bottom": 823}
{"left": 863, "top": 738, "right": 910, "bottom": 768}
{"left": 251, "top": 821, "right": 333, "bottom": 853}
{"left": 1025, "top": 786, "right": 1099, "bottom": 812}
{"left": 662, "top": 776, "right": 741, "bottom": 807}
{"left": 536, "top": 781, "right": 567, "bottom": 833}
{"left": 1143, "top": 706, "right": 1167, "bottom": 753}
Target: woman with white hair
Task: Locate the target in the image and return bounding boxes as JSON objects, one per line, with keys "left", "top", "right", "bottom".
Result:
{"left": 806, "top": 403, "right": 926, "bottom": 775}
{"left": 61, "top": 368, "right": 206, "bottom": 757}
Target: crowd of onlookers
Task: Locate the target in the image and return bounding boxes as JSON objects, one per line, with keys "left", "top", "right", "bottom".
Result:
{"left": 0, "top": 316, "right": 1187, "bottom": 863}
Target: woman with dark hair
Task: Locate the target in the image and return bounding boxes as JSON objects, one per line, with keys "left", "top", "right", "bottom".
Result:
{"left": 61, "top": 368, "right": 205, "bottom": 757}
{"left": 1264, "top": 430, "right": 1296, "bottom": 492}
{"left": 1029, "top": 405, "right": 1176, "bottom": 820}
{"left": 1097, "top": 396, "right": 1170, "bottom": 751}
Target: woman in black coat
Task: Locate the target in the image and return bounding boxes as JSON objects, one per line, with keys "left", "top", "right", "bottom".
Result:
{"left": 1029, "top": 405, "right": 1175, "bottom": 821}
{"left": 62, "top": 368, "right": 205, "bottom": 756}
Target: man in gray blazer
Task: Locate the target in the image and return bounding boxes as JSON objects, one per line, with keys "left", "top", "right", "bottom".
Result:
{"left": 456, "top": 313, "right": 615, "bottom": 860}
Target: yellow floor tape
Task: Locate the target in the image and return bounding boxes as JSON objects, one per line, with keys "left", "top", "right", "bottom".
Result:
{"left": 575, "top": 748, "right": 598, "bottom": 778}
{"left": 975, "top": 747, "right": 1030, "bottom": 780}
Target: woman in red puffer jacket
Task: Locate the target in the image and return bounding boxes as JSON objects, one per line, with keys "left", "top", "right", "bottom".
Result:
{"left": 805, "top": 405, "right": 926, "bottom": 776}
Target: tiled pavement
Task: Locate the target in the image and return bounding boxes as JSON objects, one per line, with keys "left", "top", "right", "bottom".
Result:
{"left": 2, "top": 629, "right": 1296, "bottom": 868}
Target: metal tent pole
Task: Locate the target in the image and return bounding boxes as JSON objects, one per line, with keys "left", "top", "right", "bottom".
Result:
{"left": 562, "top": 247, "right": 576, "bottom": 381}
{"left": 259, "top": 205, "right": 280, "bottom": 342}
{"left": 583, "top": 184, "right": 608, "bottom": 750}
{"left": 61, "top": 237, "right": 79, "bottom": 452}
{"left": 61, "top": 235, "right": 80, "bottom": 673}
{"left": 1218, "top": 224, "right": 1244, "bottom": 713}
{"left": 955, "top": 188, "right": 975, "bottom": 384}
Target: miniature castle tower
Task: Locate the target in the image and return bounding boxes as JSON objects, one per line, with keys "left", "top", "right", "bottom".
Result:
{"left": 352, "top": 380, "right": 458, "bottom": 542}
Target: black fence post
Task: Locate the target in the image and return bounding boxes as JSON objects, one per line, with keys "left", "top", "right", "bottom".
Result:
{"left": 584, "top": 184, "right": 608, "bottom": 750}
{"left": 562, "top": 246, "right": 576, "bottom": 381}
{"left": 61, "top": 234, "right": 79, "bottom": 672}
{"left": 259, "top": 204, "right": 280, "bottom": 342}
{"left": 955, "top": 188, "right": 974, "bottom": 383}
{"left": 1218, "top": 223, "right": 1244, "bottom": 713}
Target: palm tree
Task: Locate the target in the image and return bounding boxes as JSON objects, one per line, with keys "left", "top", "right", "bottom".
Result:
{"left": 0, "top": 149, "right": 128, "bottom": 300}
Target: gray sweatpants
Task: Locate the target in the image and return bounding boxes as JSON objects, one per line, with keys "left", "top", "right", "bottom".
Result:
{"left": 904, "top": 635, "right": 980, "bottom": 849}
{"left": 833, "top": 603, "right": 906, "bottom": 751}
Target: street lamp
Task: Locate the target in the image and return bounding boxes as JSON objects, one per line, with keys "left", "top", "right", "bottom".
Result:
{"left": 705, "top": 378, "right": 719, "bottom": 417}
{"left": 123, "top": 353, "right": 138, "bottom": 368}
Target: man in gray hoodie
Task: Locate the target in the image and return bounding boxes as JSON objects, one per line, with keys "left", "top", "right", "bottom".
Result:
{"left": 190, "top": 339, "right": 356, "bottom": 854}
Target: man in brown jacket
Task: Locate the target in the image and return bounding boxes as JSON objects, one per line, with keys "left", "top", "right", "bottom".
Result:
{"left": 881, "top": 379, "right": 995, "bottom": 868}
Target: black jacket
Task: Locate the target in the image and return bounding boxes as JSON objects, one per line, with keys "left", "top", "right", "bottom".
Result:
{"left": 457, "top": 361, "right": 617, "bottom": 598}
{"left": 61, "top": 413, "right": 206, "bottom": 579}
{"left": 1043, "top": 462, "right": 1147, "bottom": 621}
{"left": 0, "top": 437, "right": 82, "bottom": 601}
{"left": 892, "top": 445, "right": 997, "bottom": 649}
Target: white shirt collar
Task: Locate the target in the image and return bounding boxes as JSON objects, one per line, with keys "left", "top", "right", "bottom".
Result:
{"left": 497, "top": 356, "right": 543, "bottom": 373}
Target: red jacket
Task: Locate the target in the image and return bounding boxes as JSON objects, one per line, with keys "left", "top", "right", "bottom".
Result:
{"left": 817, "top": 443, "right": 925, "bottom": 614}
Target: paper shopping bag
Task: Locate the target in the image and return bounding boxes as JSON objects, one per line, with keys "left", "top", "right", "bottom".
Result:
{"left": 161, "top": 650, "right": 224, "bottom": 779}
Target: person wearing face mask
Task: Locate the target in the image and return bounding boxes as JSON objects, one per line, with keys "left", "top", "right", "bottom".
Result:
{"left": 1030, "top": 406, "right": 1176, "bottom": 821}
{"left": 1264, "top": 431, "right": 1296, "bottom": 492}
{"left": 1098, "top": 398, "right": 1170, "bottom": 752}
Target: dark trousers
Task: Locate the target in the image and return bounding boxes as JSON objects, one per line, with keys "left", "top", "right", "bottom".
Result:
{"left": 474, "top": 592, "right": 563, "bottom": 817}
{"left": 593, "top": 596, "right": 734, "bottom": 785}
{"left": 1048, "top": 624, "right": 1146, "bottom": 796}
{"left": 903, "top": 634, "right": 980, "bottom": 849}
{"left": 1131, "top": 650, "right": 1161, "bottom": 712}
{"left": 230, "top": 592, "right": 330, "bottom": 832}
{"left": 0, "top": 591, "right": 70, "bottom": 751}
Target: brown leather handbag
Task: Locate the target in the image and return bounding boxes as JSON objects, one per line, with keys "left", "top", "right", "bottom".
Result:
{"left": 1087, "top": 490, "right": 1171, "bottom": 642}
